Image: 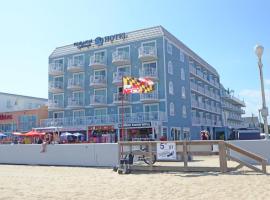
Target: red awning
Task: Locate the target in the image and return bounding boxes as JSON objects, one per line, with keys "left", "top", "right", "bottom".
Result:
{"left": 24, "top": 131, "right": 46, "bottom": 137}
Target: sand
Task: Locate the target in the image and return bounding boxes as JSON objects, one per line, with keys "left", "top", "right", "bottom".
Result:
{"left": 0, "top": 156, "right": 269, "bottom": 200}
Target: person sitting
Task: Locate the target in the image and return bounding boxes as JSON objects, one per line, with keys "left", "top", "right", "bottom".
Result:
{"left": 37, "top": 137, "right": 43, "bottom": 144}
{"left": 201, "top": 131, "right": 208, "bottom": 140}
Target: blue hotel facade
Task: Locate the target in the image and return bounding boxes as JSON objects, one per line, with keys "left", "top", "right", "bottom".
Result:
{"left": 41, "top": 26, "right": 245, "bottom": 141}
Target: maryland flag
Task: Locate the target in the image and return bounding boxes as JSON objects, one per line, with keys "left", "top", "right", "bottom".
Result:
{"left": 123, "top": 76, "right": 155, "bottom": 94}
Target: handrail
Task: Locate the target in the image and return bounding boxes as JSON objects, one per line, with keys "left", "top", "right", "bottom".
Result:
{"left": 224, "top": 142, "right": 266, "bottom": 163}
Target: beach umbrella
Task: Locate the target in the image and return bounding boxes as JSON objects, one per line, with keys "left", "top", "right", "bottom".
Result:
{"left": 60, "top": 132, "right": 73, "bottom": 137}
{"left": 0, "top": 133, "right": 7, "bottom": 138}
{"left": 24, "top": 131, "right": 46, "bottom": 137}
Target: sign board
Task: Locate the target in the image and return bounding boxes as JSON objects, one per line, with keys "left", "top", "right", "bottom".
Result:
{"left": 118, "top": 122, "right": 151, "bottom": 129}
{"left": 156, "top": 142, "right": 176, "bottom": 160}
{"left": 74, "top": 33, "right": 127, "bottom": 49}
{"left": 0, "top": 114, "right": 13, "bottom": 120}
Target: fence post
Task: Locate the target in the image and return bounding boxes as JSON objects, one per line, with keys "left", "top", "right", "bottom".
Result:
{"left": 149, "top": 142, "right": 153, "bottom": 171}
{"left": 218, "top": 141, "right": 227, "bottom": 173}
{"left": 183, "top": 140, "right": 188, "bottom": 170}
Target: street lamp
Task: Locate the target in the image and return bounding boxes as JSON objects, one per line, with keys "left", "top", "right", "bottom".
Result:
{"left": 254, "top": 44, "right": 269, "bottom": 139}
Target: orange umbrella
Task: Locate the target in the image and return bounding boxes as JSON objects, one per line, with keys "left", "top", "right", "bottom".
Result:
{"left": 24, "top": 131, "right": 46, "bottom": 137}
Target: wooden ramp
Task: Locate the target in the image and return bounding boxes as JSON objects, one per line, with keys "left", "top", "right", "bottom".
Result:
{"left": 225, "top": 142, "right": 267, "bottom": 174}
{"left": 117, "top": 141, "right": 267, "bottom": 174}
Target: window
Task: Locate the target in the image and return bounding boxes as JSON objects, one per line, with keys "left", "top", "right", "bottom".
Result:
{"left": 73, "top": 110, "right": 85, "bottom": 118}
{"left": 53, "top": 112, "right": 64, "bottom": 119}
{"left": 53, "top": 94, "right": 64, "bottom": 107}
{"left": 72, "top": 54, "right": 84, "bottom": 66}
{"left": 144, "top": 104, "right": 159, "bottom": 120}
{"left": 94, "top": 108, "right": 107, "bottom": 116}
{"left": 168, "top": 61, "right": 173, "bottom": 74}
{"left": 142, "top": 62, "right": 157, "bottom": 76}
{"left": 170, "top": 103, "right": 175, "bottom": 116}
{"left": 180, "top": 50, "right": 185, "bottom": 62}
{"left": 181, "top": 68, "right": 185, "bottom": 80}
{"left": 116, "top": 46, "right": 130, "bottom": 56}
{"left": 181, "top": 86, "right": 186, "bottom": 99}
{"left": 167, "top": 42, "right": 172, "bottom": 54}
{"left": 169, "top": 81, "right": 174, "bottom": 95}
{"left": 182, "top": 105, "right": 187, "bottom": 118}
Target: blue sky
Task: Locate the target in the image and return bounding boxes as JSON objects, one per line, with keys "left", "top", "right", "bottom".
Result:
{"left": 0, "top": 0, "right": 270, "bottom": 117}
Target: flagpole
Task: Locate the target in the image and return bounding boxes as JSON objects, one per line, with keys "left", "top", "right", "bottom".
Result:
{"left": 121, "top": 76, "right": 125, "bottom": 142}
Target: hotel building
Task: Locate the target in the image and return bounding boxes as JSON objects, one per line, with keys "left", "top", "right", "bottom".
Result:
{"left": 0, "top": 92, "right": 48, "bottom": 135}
{"left": 42, "top": 26, "right": 245, "bottom": 141}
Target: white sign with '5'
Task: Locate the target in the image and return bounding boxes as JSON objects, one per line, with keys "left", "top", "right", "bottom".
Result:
{"left": 157, "top": 142, "right": 176, "bottom": 160}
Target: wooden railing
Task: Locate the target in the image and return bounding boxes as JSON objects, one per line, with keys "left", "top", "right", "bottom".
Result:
{"left": 118, "top": 140, "right": 267, "bottom": 174}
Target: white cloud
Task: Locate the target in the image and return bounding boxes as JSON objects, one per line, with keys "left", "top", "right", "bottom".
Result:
{"left": 265, "top": 79, "right": 270, "bottom": 86}
{"left": 239, "top": 89, "right": 270, "bottom": 119}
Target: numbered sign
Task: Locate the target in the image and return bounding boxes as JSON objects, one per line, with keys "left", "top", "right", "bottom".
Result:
{"left": 157, "top": 142, "right": 176, "bottom": 160}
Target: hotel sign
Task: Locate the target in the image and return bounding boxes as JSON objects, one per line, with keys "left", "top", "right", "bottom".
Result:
{"left": 118, "top": 122, "right": 151, "bottom": 129}
{"left": 74, "top": 33, "right": 127, "bottom": 49}
{"left": 0, "top": 114, "right": 12, "bottom": 120}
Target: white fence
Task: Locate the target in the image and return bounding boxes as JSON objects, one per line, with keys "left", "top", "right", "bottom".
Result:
{"left": 0, "top": 143, "right": 118, "bottom": 167}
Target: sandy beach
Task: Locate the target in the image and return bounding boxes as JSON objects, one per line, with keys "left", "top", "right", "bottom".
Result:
{"left": 0, "top": 156, "right": 269, "bottom": 200}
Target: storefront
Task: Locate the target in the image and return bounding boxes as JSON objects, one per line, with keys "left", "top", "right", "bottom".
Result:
{"left": 117, "top": 122, "right": 161, "bottom": 141}
{"left": 88, "top": 125, "right": 116, "bottom": 143}
{"left": 0, "top": 106, "right": 48, "bottom": 136}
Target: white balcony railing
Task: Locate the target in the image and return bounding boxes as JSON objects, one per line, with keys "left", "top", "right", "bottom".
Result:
{"left": 140, "top": 92, "right": 159, "bottom": 102}
{"left": 89, "top": 55, "right": 106, "bottom": 69}
{"left": 67, "top": 98, "right": 84, "bottom": 108}
{"left": 49, "top": 81, "right": 64, "bottom": 93}
{"left": 48, "top": 100, "right": 64, "bottom": 110}
{"left": 90, "top": 95, "right": 107, "bottom": 106}
{"left": 67, "top": 60, "right": 84, "bottom": 72}
{"left": 67, "top": 79, "right": 84, "bottom": 90}
{"left": 112, "top": 71, "right": 130, "bottom": 85}
{"left": 112, "top": 51, "right": 130, "bottom": 65}
{"left": 40, "top": 111, "right": 167, "bottom": 127}
{"left": 49, "top": 63, "right": 64, "bottom": 75}
{"left": 90, "top": 75, "right": 106, "bottom": 87}
{"left": 113, "top": 93, "right": 131, "bottom": 104}
{"left": 138, "top": 46, "right": 157, "bottom": 61}
{"left": 139, "top": 67, "right": 158, "bottom": 79}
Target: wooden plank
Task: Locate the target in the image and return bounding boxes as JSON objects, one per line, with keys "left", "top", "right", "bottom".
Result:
{"left": 148, "top": 142, "right": 153, "bottom": 171}
{"left": 188, "top": 151, "right": 219, "bottom": 156}
{"left": 218, "top": 141, "right": 227, "bottom": 173}
{"left": 130, "top": 165, "right": 233, "bottom": 172}
{"left": 225, "top": 142, "right": 266, "bottom": 163}
{"left": 262, "top": 160, "right": 267, "bottom": 174}
{"left": 227, "top": 155, "right": 265, "bottom": 174}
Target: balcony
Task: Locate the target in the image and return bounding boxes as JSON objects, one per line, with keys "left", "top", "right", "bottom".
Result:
{"left": 48, "top": 81, "right": 64, "bottom": 93}
{"left": 140, "top": 92, "right": 159, "bottom": 103}
{"left": 89, "top": 75, "right": 107, "bottom": 88}
{"left": 113, "top": 93, "right": 131, "bottom": 105}
{"left": 139, "top": 67, "right": 158, "bottom": 80}
{"left": 49, "top": 63, "right": 64, "bottom": 76}
{"left": 138, "top": 46, "right": 157, "bottom": 62}
{"left": 67, "top": 79, "right": 84, "bottom": 90}
{"left": 89, "top": 55, "right": 107, "bottom": 69}
{"left": 48, "top": 100, "right": 64, "bottom": 110}
{"left": 112, "top": 51, "right": 130, "bottom": 66}
{"left": 67, "top": 98, "right": 84, "bottom": 109}
{"left": 112, "top": 71, "right": 130, "bottom": 85}
{"left": 67, "top": 60, "right": 84, "bottom": 72}
{"left": 40, "top": 111, "right": 167, "bottom": 128}
{"left": 90, "top": 95, "right": 107, "bottom": 107}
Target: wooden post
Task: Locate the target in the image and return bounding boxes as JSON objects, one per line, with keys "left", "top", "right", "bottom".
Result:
{"left": 218, "top": 141, "right": 227, "bottom": 173}
{"left": 118, "top": 142, "right": 121, "bottom": 166}
{"left": 148, "top": 142, "right": 153, "bottom": 171}
{"left": 183, "top": 140, "right": 188, "bottom": 171}
{"left": 262, "top": 160, "right": 267, "bottom": 174}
